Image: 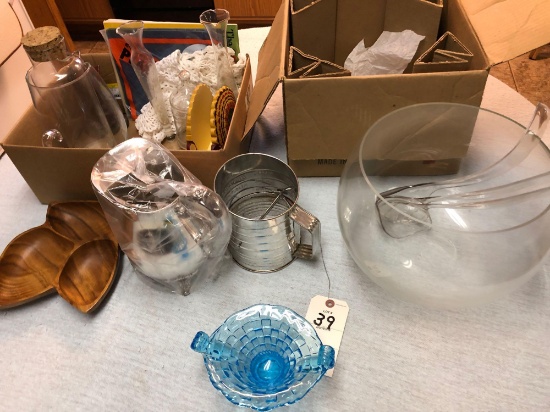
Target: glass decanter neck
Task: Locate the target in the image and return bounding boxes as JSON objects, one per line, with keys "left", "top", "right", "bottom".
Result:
{"left": 200, "top": 9, "right": 230, "bottom": 48}
{"left": 116, "top": 20, "right": 146, "bottom": 48}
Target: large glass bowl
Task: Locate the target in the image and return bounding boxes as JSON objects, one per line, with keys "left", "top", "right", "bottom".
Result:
{"left": 337, "top": 103, "right": 550, "bottom": 309}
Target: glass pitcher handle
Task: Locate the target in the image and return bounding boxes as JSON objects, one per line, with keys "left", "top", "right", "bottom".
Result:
{"left": 290, "top": 204, "right": 321, "bottom": 260}
{"left": 42, "top": 129, "right": 64, "bottom": 147}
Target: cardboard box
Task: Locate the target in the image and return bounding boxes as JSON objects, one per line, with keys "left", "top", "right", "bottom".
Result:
{"left": 2, "top": 53, "right": 257, "bottom": 204}
{"left": 252, "top": 0, "right": 550, "bottom": 176}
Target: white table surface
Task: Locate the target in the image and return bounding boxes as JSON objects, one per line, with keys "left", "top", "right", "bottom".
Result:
{"left": 1, "top": 27, "right": 549, "bottom": 411}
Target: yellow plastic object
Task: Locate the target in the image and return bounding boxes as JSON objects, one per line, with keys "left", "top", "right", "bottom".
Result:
{"left": 210, "top": 86, "right": 236, "bottom": 147}
{"left": 186, "top": 84, "right": 214, "bottom": 150}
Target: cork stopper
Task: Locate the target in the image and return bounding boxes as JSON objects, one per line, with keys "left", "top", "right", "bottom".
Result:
{"left": 21, "top": 26, "right": 66, "bottom": 63}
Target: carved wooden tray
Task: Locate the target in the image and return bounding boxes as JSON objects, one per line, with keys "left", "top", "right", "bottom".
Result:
{"left": 0, "top": 201, "right": 120, "bottom": 313}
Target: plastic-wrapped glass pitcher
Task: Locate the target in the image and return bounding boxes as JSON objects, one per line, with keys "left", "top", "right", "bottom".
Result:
{"left": 91, "top": 138, "right": 231, "bottom": 295}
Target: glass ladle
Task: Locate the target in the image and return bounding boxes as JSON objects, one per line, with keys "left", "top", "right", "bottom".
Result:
{"left": 377, "top": 103, "right": 549, "bottom": 238}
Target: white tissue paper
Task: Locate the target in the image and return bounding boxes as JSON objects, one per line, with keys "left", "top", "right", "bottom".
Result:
{"left": 344, "top": 30, "right": 425, "bottom": 76}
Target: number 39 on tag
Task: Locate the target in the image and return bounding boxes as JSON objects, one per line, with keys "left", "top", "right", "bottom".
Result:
{"left": 305, "top": 295, "right": 349, "bottom": 377}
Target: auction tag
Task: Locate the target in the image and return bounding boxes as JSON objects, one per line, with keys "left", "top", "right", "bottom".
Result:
{"left": 305, "top": 295, "right": 349, "bottom": 377}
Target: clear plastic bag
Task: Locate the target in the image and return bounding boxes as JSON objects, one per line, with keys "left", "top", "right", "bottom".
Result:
{"left": 91, "top": 138, "right": 231, "bottom": 295}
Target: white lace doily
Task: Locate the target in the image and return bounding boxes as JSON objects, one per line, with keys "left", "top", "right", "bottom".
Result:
{"left": 135, "top": 46, "right": 246, "bottom": 143}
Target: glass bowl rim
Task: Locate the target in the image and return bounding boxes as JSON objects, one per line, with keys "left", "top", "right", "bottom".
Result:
{"left": 357, "top": 102, "right": 549, "bottom": 234}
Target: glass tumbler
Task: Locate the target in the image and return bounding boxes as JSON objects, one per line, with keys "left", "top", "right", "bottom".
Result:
{"left": 170, "top": 90, "right": 190, "bottom": 150}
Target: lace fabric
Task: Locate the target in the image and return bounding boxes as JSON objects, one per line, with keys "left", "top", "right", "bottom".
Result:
{"left": 135, "top": 46, "right": 245, "bottom": 143}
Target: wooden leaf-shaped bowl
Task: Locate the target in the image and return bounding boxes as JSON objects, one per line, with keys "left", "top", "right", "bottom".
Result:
{"left": 0, "top": 201, "right": 120, "bottom": 312}
{"left": 47, "top": 202, "right": 116, "bottom": 243}
{"left": 0, "top": 227, "right": 74, "bottom": 308}
{"left": 55, "top": 239, "right": 119, "bottom": 313}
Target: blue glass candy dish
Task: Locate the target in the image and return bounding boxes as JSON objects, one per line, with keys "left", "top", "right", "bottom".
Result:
{"left": 191, "top": 304, "right": 335, "bottom": 411}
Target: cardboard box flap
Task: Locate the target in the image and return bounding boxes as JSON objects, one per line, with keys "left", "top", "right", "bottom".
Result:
{"left": 384, "top": 0, "right": 443, "bottom": 72}
{"left": 291, "top": 0, "right": 338, "bottom": 62}
{"left": 226, "top": 57, "right": 251, "bottom": 145}
{"left": 335, "top": 0, "right": 386, "bottom": 65}
{"left": 460, "top": 0, "right": 550, "bottom": 65}
{"left": 245, "top": 0, "right": 288, "bottom": 135}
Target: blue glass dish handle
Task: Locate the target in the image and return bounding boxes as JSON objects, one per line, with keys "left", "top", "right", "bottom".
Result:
{"left": 191, "top": 331, "right": 335, "bottom": 370}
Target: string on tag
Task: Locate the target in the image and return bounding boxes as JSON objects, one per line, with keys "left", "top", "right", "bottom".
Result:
{"left": 319, "top": 241, "right": 333, "bottom": 305}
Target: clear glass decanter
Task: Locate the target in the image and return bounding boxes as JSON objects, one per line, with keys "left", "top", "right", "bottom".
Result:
{"left": 23, "top": 27, "right": 127, "bottom": 147}
{"left": 116, "top": 21, "right": 173, "bottom": 138}
{"left": 200, "top": 9, "right": 239, "bottom": 97}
